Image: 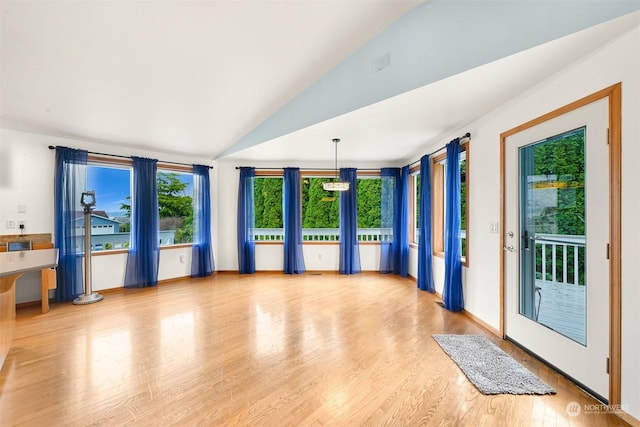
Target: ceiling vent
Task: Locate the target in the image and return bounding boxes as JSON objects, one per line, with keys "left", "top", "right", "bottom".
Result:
{"left": 372, "top": 52, "right": 391, "bottom": 73}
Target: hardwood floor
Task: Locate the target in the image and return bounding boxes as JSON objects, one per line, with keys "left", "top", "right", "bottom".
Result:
{"left": 0, "top": 272, "right": 631, "bottom": 426}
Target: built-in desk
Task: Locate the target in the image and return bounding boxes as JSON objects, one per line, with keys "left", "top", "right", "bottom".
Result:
{"left": 0, "top": 248, "right": 58, "bottom": 370}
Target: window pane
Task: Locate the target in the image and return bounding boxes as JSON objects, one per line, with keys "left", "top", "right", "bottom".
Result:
{"left": 254, "top": 177, "right": 283, "bottom": 241}
{"left": 157, "top": 171, "right": 193, "bottom": 245}
{"left": 432, "top": 146, "right": 468, "bottom": 262}
{"left": 357, "top": 177, "right": 381, "bottom": 241}
{"left": 413, "top": 173, "right": 420, "bottom": 244}
{"left": 302, "top": 177, "right": 339, "bottom": 241}
{"left": 86, "top": 165, "right": 131, "bottom": 251}
{"left": 460, "top": 157, "right": 467, "bottom": 257}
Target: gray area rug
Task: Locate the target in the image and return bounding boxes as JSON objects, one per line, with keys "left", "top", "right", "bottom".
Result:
{"left": 433, "top": 334, "right": 556, "bottom": 395}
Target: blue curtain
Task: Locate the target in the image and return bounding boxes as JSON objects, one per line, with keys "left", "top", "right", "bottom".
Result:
{"left": 417, "top": 155, "right": 435, "bottom": 292}
{"left": 379, "top": 168, "right": 399, "bottom": 273}
{"left": 237, "top": 167, "right": 255, "bottom": 274}
{"left": 191, "top": 164, "right": 215, "bottom": 277}
{"left": 124, "top": 157, "right": 159, "bottom": 288}
{"left": 339, "top": 168, "right": 361, "bottom": 274}
{"left": 443, "top": 139, "right": 464, "bottom": 311}
{"left": 283, "top": 168, "right": 306, "bottom": 274}
{"left": 398, "top": 165, "right": 410, "bottom": 277}
{"left": 54, "top": 147, "right": 87, "bottom": 302}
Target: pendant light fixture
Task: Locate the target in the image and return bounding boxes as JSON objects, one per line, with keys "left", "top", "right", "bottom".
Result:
{"left": 322, "top": 138, "right": 350, "bottom": 192}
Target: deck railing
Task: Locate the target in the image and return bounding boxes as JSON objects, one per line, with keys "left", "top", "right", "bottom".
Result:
{"left": 253, "top": 228, "right": 393, "bottom": 242}
{"left": 534, "top": 233, "right": 585, "bottom": 285}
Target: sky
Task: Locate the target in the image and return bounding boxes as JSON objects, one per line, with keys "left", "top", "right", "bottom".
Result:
{"left": 86, "top": 166, "right": 193, "bottom": 217}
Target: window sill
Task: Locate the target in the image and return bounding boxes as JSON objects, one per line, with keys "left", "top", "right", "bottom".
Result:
{"left": 432, "top": 251, "right": 469, "bottom": 267}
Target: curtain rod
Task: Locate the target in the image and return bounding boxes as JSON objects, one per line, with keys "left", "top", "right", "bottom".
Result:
{"left": 409, "top": 132, "right": 471, "bottom": 168}
{"left": 47, "top": 145, "right": 213, "bottom": 169}
{"left": 234, "top": 166, "right": 381, "bottom": 171}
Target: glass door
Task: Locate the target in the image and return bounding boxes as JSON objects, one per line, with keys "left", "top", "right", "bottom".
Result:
{"left": 504, "top": 98, "right": 609, "bottom": 400}
{"left": 519, "top": 128, "right": 586, "bottom": 345}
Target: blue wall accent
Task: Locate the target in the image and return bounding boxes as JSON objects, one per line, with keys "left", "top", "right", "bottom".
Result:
{"left": 220, "top": 0, "right": 639, "bottom": 157}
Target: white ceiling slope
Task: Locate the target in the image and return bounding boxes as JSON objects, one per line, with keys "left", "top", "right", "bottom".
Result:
{"left": 1, "top": 1, "right": 639, "bottom": 165}
{"left": 223, "top": 0, "right": 640, "bottom": 160}
{"left": 0, "top": 0, "right": 422, "bottom": 158}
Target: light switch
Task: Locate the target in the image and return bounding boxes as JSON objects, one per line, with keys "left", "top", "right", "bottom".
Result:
{"left": 17, "top": 204, "right": 27, "bottom": 213}
{"left": 490, "top": 221, "right": 499, "bottom": 234}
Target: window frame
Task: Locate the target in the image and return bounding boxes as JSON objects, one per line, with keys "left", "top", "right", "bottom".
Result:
{"left": 355, "top": 173, "right": 383, "bottom": 244}
{"left": 156, "top": 166, "right": 195, "bottom": 247}
{"left": 300, "top": 171, "right": 341, "bottom": 244}
{"left": 85, "top": 157, "right": 132, "bottom": 255}
{"left": 253, "top": 171, "right": 284, "bottom": 244}
{"left": 409, "top": 166, "right": 420, "bottom": 246}
{"left": 250, "top": 169, "right": 386, "bottom": 245}
{"left": 431, "top": 142, "right": 469, "bottom": 266}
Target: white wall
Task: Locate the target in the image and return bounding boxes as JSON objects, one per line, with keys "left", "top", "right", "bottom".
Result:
{"left": 405, "top": 26, "right": 640, "bottom": 419}
{"left": 0, "top": 128, "right": 209, "bottom": 302}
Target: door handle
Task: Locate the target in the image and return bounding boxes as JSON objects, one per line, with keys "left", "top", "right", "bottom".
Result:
{"left": 523, "top": 230, "right": 530, "bottom": 250}
{"left": 503, "top": 245, "right": 515, "bottom": 252}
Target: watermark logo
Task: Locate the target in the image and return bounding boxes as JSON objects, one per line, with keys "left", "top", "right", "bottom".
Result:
{"left": 566, "top": 401, "right": 629, "bottom": 417}
{"left": 583, "top": 403, "right": 629, "bottom": 415}
{"left": 566, "top": 401, "right": 581, "bottom": 417}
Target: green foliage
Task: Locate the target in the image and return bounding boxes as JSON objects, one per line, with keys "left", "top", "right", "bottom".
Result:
{"left": 157, "top": 172, "right": 193, "bottom": 244}
{"left": 174, "top": 214, "right": 193, "bottom": 244}
{"left": 157, "top": 172, "right": 193, "bottom": 219}
{"left": 357, "top": 178, "right": 381, "bottom": 228}
{"left": 254, "top": 177, "right": 283, "bottom": 228}
{"left": 302, "top": 177, "right": 339, "bottom": 228}
{"left": 119, "top": 172, "right": 194, "bottom": 243}
{"left": 532, "top": 131, "right": 585, "bottom": 235}
{"left": 531, "top": 129, "right": 586, "bottom": 285}
{"left": 120, "top": 196, "right": 131, "bottom": 217}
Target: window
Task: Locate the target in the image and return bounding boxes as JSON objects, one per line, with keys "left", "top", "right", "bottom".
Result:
{"left": 157, "top": 170, "right": 193, "bottom": 246}
{"left": 301, "top": 176, "right": 339, "bottom": 241}
{"left": 86, "top": 163, "right": 132, "bottom": 251}
{"left": 432, "top": 145, "right": 469, "bottom": 263}
{"left": 357, "top": 176, "right": 382, "bottom": 241}
{"left": 410, "top": 169, "right": 420, "bottom": 244}
{"left": 85, "top": 162, "right": 197, "bottom": 251}
{"left": 253, "top": 176, "right": 284, "bottom": 241}
{"left": 247, "top": 172, "right": 383, "bottom": 243}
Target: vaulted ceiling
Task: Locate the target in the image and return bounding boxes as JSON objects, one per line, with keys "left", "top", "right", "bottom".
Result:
{"left": 1, "top": 1, "right": 638, "bottom": 165}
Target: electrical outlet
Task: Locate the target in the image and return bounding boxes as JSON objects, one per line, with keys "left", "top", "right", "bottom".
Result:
{"left": 6, "top": 219, "right": 16, "bottom": 229}
{"left": 18, "top": 220, "right": 25, "bottom": 230}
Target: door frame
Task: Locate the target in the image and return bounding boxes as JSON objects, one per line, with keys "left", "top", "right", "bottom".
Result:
{"left": 499, "top": 83, "right": 622, "bottom": 404}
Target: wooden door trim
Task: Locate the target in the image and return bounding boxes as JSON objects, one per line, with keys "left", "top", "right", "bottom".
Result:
{"left": 499, "top": 83, "right": 622, "bottom": 405}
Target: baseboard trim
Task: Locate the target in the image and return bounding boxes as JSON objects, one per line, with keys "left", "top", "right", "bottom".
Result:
{"left": 463, "top": 309, "right": 502, "bottom": 338}
{"left": 616, "top": 409, "right": 640, "bottom": 427}
{"left": 430, "top": 290, "right": 501, "bottom": 338}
